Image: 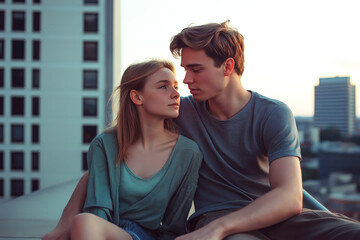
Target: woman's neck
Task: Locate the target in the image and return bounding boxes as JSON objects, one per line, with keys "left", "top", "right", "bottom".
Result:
{"left": 135, "top": 114, "right": 176, "bottom": 151}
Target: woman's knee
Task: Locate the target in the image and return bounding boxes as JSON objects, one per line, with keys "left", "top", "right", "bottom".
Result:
{"left": 71, "top": 213, "right": 99, "bottom": 236}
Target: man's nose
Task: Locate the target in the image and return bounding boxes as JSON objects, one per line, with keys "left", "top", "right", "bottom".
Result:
{"left": 183, "top": 72, "right": 193, "bottom": 84}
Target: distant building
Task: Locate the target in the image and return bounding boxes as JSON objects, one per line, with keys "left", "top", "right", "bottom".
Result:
{"left": 314, "top": 76, "right": 356, "bottom": 137}
{"left": 318, "top": 142, "right": 360, "bottom": 180}
{"left": 0, "top": 0, "right": 118, "bottom": 202}
{"left": 295, "top": 117, "right": 320, "bottom": 153}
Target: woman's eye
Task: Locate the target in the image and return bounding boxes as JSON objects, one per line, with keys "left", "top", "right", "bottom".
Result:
{"left": 159, "top": 85, "right": 167, "bottom": 89}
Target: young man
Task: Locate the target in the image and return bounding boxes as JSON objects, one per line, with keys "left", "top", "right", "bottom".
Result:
{"left": 43, "top": 21, "right": 360, "bottom": 240}
{"left": 170, "top": 21, "right": 360, "bottom": 240}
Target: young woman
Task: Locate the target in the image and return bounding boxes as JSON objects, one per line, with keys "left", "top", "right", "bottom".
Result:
{"left": 59, "top": 60, "right": 202, "bottom": 240}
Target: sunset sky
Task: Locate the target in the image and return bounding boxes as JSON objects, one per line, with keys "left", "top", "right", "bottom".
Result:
{"left": 118, "top": 0, "right": 360, "bottom": 116}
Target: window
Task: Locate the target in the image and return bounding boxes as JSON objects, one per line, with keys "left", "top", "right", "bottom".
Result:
{"left": 11, "top": 96, "right": 24, "bottom": 116}
{"left": 84, "top": 13, "right": 98, "bottom": 33}
{"left": 84, "top": 0, "right": 98, "bottom": 4}
{"left": 0, "top": 68, "right": 4, "bottom": 87}
{"left": 0, "top": 39, "right": 4, "bottom": 59}
{"left": 12, "top": 11, "right": 25, "bottom": 31}
{"left": 82, "top": 152, "right": 88, "bottom": 170}
{"left": 11, "top": 68, "right": 25, "bottom": 88}
{"left": 32, "top": 40, "right": 40, "bottom": 60}
{"left": 83, "top": 70, "right": 97, "bottom": 89}
{"left": 13, "top": 0, "right": 25, "bottom": 3}
{"left": 83, "top": 98, "right": 97, "bottom": 117}
{"left": 11, "top": 124, "right": 24, "bottom": 143}
{"left": 31, "top": 179, "right": 39, "bottom": 191}
{"left": 32, "top": 11, "right": 40, "bottom": 32}
{"left": 0, "top": 124, "right": 3, "bottom": 142}
{"left": 32, "top": 124, "right": 39, "bottom": 143}
{"left": 33, "top": 0, "right": 41, "bottom": 3}
{"left": 0, "top": 151, "right": 3, "bottom": 170}
{"left": 12, "top": 40, "right": 25, "bottom": 60}
{"left": 0, "top": 179, "right": 3, "bottom": 197}
{"left": 32, "top": 97, "right": 39, "bottom": 116}
{"left": 11, "top": 151, "right": 24, "bottom": 170}
{"left": 31, "top": 151, "right": 39, "bottom": 171}
{"left": 0, "top": 11, "right": 4, "bottom": 31}
{"left": 11, "top": 179, "right": 24, "bottom": 197}
{"left": 0, "top": 96, "right": 3, "bottom": 116}
{"left": 32, "top": 69, "right": 40, "bottom": 88}
{"left": 83, "top": 41, "right": 98, "bottom": 61}
{"left": 82, "top": 125, "right": 97, "bottom": 143}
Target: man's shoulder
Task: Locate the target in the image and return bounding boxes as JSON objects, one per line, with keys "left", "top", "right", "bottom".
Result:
{"left": 252, "top": 91, "right": 291, "bottom": 114}
{"left": 180, "top": 95, "right": 195, "bottom": 105}
{"left": 252, "top": 91, "right": 286, "bottom": 107}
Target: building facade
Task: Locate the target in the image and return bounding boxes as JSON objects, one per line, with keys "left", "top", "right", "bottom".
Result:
{"left": 0, "top": 0, "right": 116, "bottom": 202}
{"left": 314, "top": 76, "right": 356, "bottom": 137}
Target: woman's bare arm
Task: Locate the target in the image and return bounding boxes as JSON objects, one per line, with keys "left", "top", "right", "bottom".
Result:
{"left": 42, "top": 171, "right": 89, "bottom": 240}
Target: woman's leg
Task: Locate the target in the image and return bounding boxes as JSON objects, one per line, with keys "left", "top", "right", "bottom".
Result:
{"left": 71, "top": 213, "right": 133, "bottom": 240}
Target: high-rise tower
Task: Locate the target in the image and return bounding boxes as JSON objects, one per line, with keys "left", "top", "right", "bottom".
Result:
{"left": 314, "top": 76, "right": 356, "bottom": 137}
{"left": 0, "top": 0, "right": 116, "bottom": 202}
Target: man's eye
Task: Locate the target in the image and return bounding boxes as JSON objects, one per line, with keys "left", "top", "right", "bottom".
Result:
{"left": 192, "top": 69, "right": 201, "bottom": 73}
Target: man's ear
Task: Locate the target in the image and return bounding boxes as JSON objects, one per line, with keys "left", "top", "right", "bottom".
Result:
{"left": 130, "top": 89, "right": 142, "bottom": 106}
{"left": 223, "top": 58, "right": 235, "bottom": 76}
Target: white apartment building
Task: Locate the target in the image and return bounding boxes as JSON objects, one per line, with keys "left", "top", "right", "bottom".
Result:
{"left": 0, "top": 0, "right": 117, "bottom": 202}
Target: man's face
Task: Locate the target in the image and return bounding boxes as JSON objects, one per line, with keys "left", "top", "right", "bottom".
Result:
{"left": 180, "top": 48, "right": 226, "bottom": 102}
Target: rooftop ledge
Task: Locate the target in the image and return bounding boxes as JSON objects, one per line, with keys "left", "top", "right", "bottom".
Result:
{"left": 0, "top": 178, "right": 79, "bottom": 239}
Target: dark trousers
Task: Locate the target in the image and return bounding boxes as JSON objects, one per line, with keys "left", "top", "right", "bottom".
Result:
{"left": 190, "top": 209, "right": 360, "bottom": 240}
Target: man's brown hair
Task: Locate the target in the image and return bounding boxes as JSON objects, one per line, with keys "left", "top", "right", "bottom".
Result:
{"left": 170, "top": 20, "right": 245, "bottom": 75}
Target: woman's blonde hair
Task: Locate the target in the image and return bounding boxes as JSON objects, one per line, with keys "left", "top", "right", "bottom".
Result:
{"left": 108, "top": 59, "right": 178, "bottom": 164}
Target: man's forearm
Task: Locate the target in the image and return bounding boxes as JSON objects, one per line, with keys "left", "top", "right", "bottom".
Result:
{"left": 213, "top": 185, "right": 302, "bottom": 238}
{"left": 213, "top": 157, "right": 303, "bottom": 238}
{"left": 175, "top": 157, "right": 303, "bottom": 240}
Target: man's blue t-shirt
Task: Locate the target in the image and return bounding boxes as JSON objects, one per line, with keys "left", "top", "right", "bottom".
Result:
{"left": 175, "top": 91, "right": 301, "bottom": 220}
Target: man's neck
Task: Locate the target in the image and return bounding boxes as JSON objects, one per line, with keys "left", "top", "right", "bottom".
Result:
{"left": 207, "top": 79, "right": 251, "bottom": 120}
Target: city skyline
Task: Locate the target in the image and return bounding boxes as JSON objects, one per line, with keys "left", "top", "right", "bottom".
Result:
{"left": 118, "top": 0, "right": 360, "bottom": 117}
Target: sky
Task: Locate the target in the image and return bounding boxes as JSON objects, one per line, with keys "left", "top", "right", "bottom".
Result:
{"left": 118, "top": 0, "right": 360, "bottom": 117}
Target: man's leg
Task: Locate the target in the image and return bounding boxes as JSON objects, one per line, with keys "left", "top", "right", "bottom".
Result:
{"left": 224, "top": 231, "right": 269, "bottom": 240}
{"left": 191, "top": 209, "right": 270, "bottom": 240}
{"left": 267, "top": 209, "right": 360, "bottom": 240}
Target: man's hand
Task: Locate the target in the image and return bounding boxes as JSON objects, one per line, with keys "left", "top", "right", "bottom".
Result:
{"left": 175, "top": 221, "right": 224, "bottom": 240}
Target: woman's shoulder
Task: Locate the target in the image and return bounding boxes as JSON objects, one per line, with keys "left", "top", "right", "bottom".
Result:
{"left": 177, "top": 135, "right": 201, "bottom": 154}
{"left": 91, "top": 130, "right": 117, "bottom": 147}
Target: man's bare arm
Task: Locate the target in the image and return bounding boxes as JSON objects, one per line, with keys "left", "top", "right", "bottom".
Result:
{"left": 42, "top": 171, "right": 89, "bottom": 240}
{"left": 175, "top": 156, "right": 303, "bottom": 240}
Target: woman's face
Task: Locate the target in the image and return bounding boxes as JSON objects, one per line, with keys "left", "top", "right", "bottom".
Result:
{"left": 137, "top": 67, "right": 180, "bottom": 119}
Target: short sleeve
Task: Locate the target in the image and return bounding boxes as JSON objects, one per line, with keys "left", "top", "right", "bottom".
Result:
{"left": 82, "top": 138, "right": 114, "bottom": 221}
{"left": 263, "top": 104, "right": 301, "bottom": 163}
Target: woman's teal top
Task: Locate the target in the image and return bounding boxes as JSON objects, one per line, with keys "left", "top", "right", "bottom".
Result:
{"left": 83, "top": 132, "right": 202, "bottom": 239}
